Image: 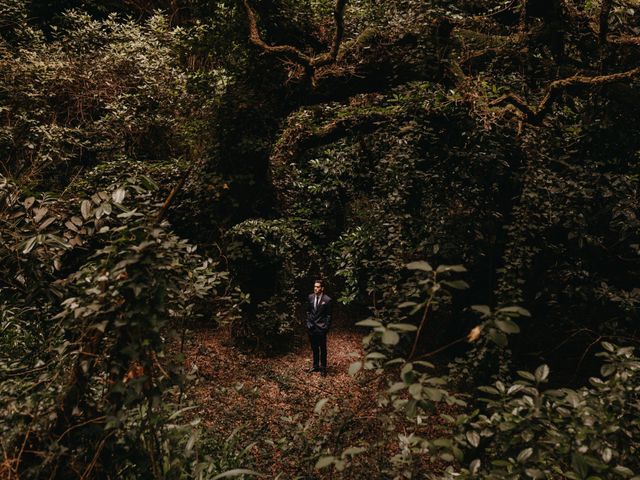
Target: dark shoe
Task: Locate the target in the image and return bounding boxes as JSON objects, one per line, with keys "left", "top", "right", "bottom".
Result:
{"left": 320, "top": 368, "right": 328, "bottom": 377}
{"left": 307, "top": 367, "right": 320, "bottom": 373}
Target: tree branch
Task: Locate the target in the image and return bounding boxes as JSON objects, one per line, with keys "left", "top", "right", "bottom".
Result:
{"left": 241, "top": 0, "right": 348, "bottom": 81}
{"left": 154, "top": 162, "right": 195, "bottom": 225}
{"left": 491, "top": 66, "right": 640, "bottom": 124}
{"left": 311, "top": 0, "right": 347, "bottom": 68}
{"left": 271, "top": 109, "right": 390, "bottom": 168}
{"left": 241, "top": 0, "right": 313, "bottom": 69}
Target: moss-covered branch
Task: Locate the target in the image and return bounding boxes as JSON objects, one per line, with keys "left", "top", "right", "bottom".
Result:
{"left": 241, "top": 0, "right": 348, "bottom": 81}
{"left": 491, "top": 66, "right": 640, "bottom": 124}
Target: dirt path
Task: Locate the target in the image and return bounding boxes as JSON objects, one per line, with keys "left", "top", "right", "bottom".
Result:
{"left": 183, "top": 326, "right": 386, "bottom": 478}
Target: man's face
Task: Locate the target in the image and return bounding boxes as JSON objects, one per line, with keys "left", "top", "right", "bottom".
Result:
{"left": 314, "top": 282, "right": 323, "bottom": 295}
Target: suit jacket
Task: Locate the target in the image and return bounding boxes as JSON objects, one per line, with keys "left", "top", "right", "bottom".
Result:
{"left": 306, "top": 293, "right": 332, "bottom": 333}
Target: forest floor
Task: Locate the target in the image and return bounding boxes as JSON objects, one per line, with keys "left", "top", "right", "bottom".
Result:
{"left": 181, "top": 322, "right": 450, "bottom": 479}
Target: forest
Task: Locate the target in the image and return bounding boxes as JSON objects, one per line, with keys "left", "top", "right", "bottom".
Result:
{"left": 1, "top": 0, "right": 639, "bottom": 478}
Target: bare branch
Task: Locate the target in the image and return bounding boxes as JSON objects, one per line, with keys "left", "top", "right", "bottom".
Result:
{"left": 491, "top": 66, "right": 640, "bottom": 124}
{"left": 241, "top": 0, "right": 313, "bottom": 68}
{"left": 154, "top": 162, "right": 195, "bottom": 225}
{"left": 240, "top": 0, "right": 348, "bottom": 81}
{"left": 311, "top": 0, "right": 348, "bottom": 68}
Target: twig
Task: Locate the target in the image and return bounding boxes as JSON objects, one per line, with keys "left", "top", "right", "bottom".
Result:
{"left": 414, "top": 337, "right": 466, "bottom": 360}
{"left": 56, "top": 416, "right": 106, "bottom": 443}
{"left": 80, "top": 431, "right": 115, "bottom": 480}
{"left": 572, "top": 335, "right": 603, "bottom": 382}
{"left": 154, "top": 162, "right": 195, "bottom": 225}
{"left": 0, "top": 364, "right": 47, "bottom": 378}
{"left": 409, "top": 291, "right": 436, "bottom": 359}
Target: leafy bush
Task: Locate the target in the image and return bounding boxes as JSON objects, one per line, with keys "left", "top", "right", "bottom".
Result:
{"left": 352, "top": 262, "right": 640, "bottom": 480}
{"left": 225, "top": 218, "right": 316, "bottom": 349}
{"left": 0, "top": 8, "right": 197, "bottom": 183}
{"left": 440, "top": 343, "right": 640, "bottom": 480}
{"left": 0, "top": 174, "right": 236, "bottom": 479}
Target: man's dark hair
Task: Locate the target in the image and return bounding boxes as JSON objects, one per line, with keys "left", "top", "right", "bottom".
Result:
{"left": 314, "top": 279, "right": 324, "bottom": 288}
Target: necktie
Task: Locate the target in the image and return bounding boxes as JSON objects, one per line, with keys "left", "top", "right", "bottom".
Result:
{"left": 315, "top": 295, "right": 320, "bottom": 309}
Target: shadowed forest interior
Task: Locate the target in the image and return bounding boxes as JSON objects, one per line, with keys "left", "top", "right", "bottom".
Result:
{"left": 1, "top": 0, "right": 639, "bottom": 478}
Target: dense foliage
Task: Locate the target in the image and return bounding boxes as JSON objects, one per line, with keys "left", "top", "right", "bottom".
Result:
{"left": 1, "top": 0, "right": 639, "bottom": 477}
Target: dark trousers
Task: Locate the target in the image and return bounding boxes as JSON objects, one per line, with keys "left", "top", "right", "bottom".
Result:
{"left": 309, "top": 332, "right": 328, "bottom": 369}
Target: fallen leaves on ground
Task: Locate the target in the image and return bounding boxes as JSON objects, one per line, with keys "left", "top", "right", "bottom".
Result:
{"left": 180, "top": 325, "right": 452, "bottom": 478}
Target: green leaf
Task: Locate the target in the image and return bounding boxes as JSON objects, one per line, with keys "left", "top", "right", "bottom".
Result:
{"left": 517, "top": 447, "right": 533, "bottom": 463}
{"left": 24, "top": 196, "right": 35, "bottom": 209}
{"left": 212, "top": 469, "right": 263, "bottom": 479}
{"left": 571, "top": 452, "right": 589, "bottom": 479}
{"left": 348, "top": 361, "right": 362, "bottom": 377}
{"left": 466, "top": 431, "right": 480, "bottom": 447}
{"left": 413, "top": 360, "right": 435, "bottom": 368}
{"left": 168, "top": 405, "right": 198, "bottom": 421}
{"left": 518, "top": 370, "right": 536, "bottom": 382}
{"left": 436, "top": 264, "right": 467, "bottom": 273}
{"left": 117, "top": 208, "right": 139, "bottom": 219}
{"left": 424, "top": 387, "right": 443, "bottom": 401}
{"left": 477, "top": 386, "right": 500, "bottom": 395}
{"left": 497, "top": 306, "right": 531, "bottom": 317}
{"left": 365, "top": 352, "right": 387, "bottom": 359}
{"left": 315, "top": 456, "right": 335, "bottom": 470}
{"left": 385, "top": 358, "right": 405, "bottom": 366}
{"left": 388, "top": 382, "right": 406, "bottom": 393}
{"left": 408, "top": 383, "right": 422, "bottom": 399}
{"left": 613, "top": 466, "right": 635, "bottom": 478}
{"left": 342, "top": 446, "right": 366, "bottom": 457}
{"left": 494, "top": 318, "right": 520, "bottom": 334}
{"left": 600, "top": 364, "right": 616, "bottom": 377}
{"left": 140, "top": 175, "right": 159, "bottom": 190}
{"left": 398, "top": 301, "right": 417, "bottom": 308}
{"left": 526, "top": 468, "right": 545, "bottom": 479}
{"left": 535, "top": 365, "right": 550, "bottom": 383}
{"left": 507, "top": 384, "right": 524, "bottom": 395}
{"left": 405, "top": 398, "right": 417, "bottom": 417}
{"left": 387, "top": 323, "right": 417, "bottom": 332}
{"left": 441, "top": 280, "right": 470, "bottom": 290}
{"left": 488, "top": 328, "right": 508, "bottom": 347}
{"left": 185, "top": 432, "right": 197, "bottom": 452}
{"left": 440, "top": 453, "right": 454, "bottom": 462}
{"left": 355, "top": 318, "right": 382, "bottom": 328}
{"left": 406, "top": 261, "right": 433, "bottom": 271}
{"left": 382, "top": 330, "right": 400, "bottom": 345}
{"left": 471, "top": 305, "right": 491, "bottom": 316}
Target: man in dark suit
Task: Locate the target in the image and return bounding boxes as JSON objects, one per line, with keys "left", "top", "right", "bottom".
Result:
{"left": 306, "top": 279, "right": 332, "bottom": 376}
